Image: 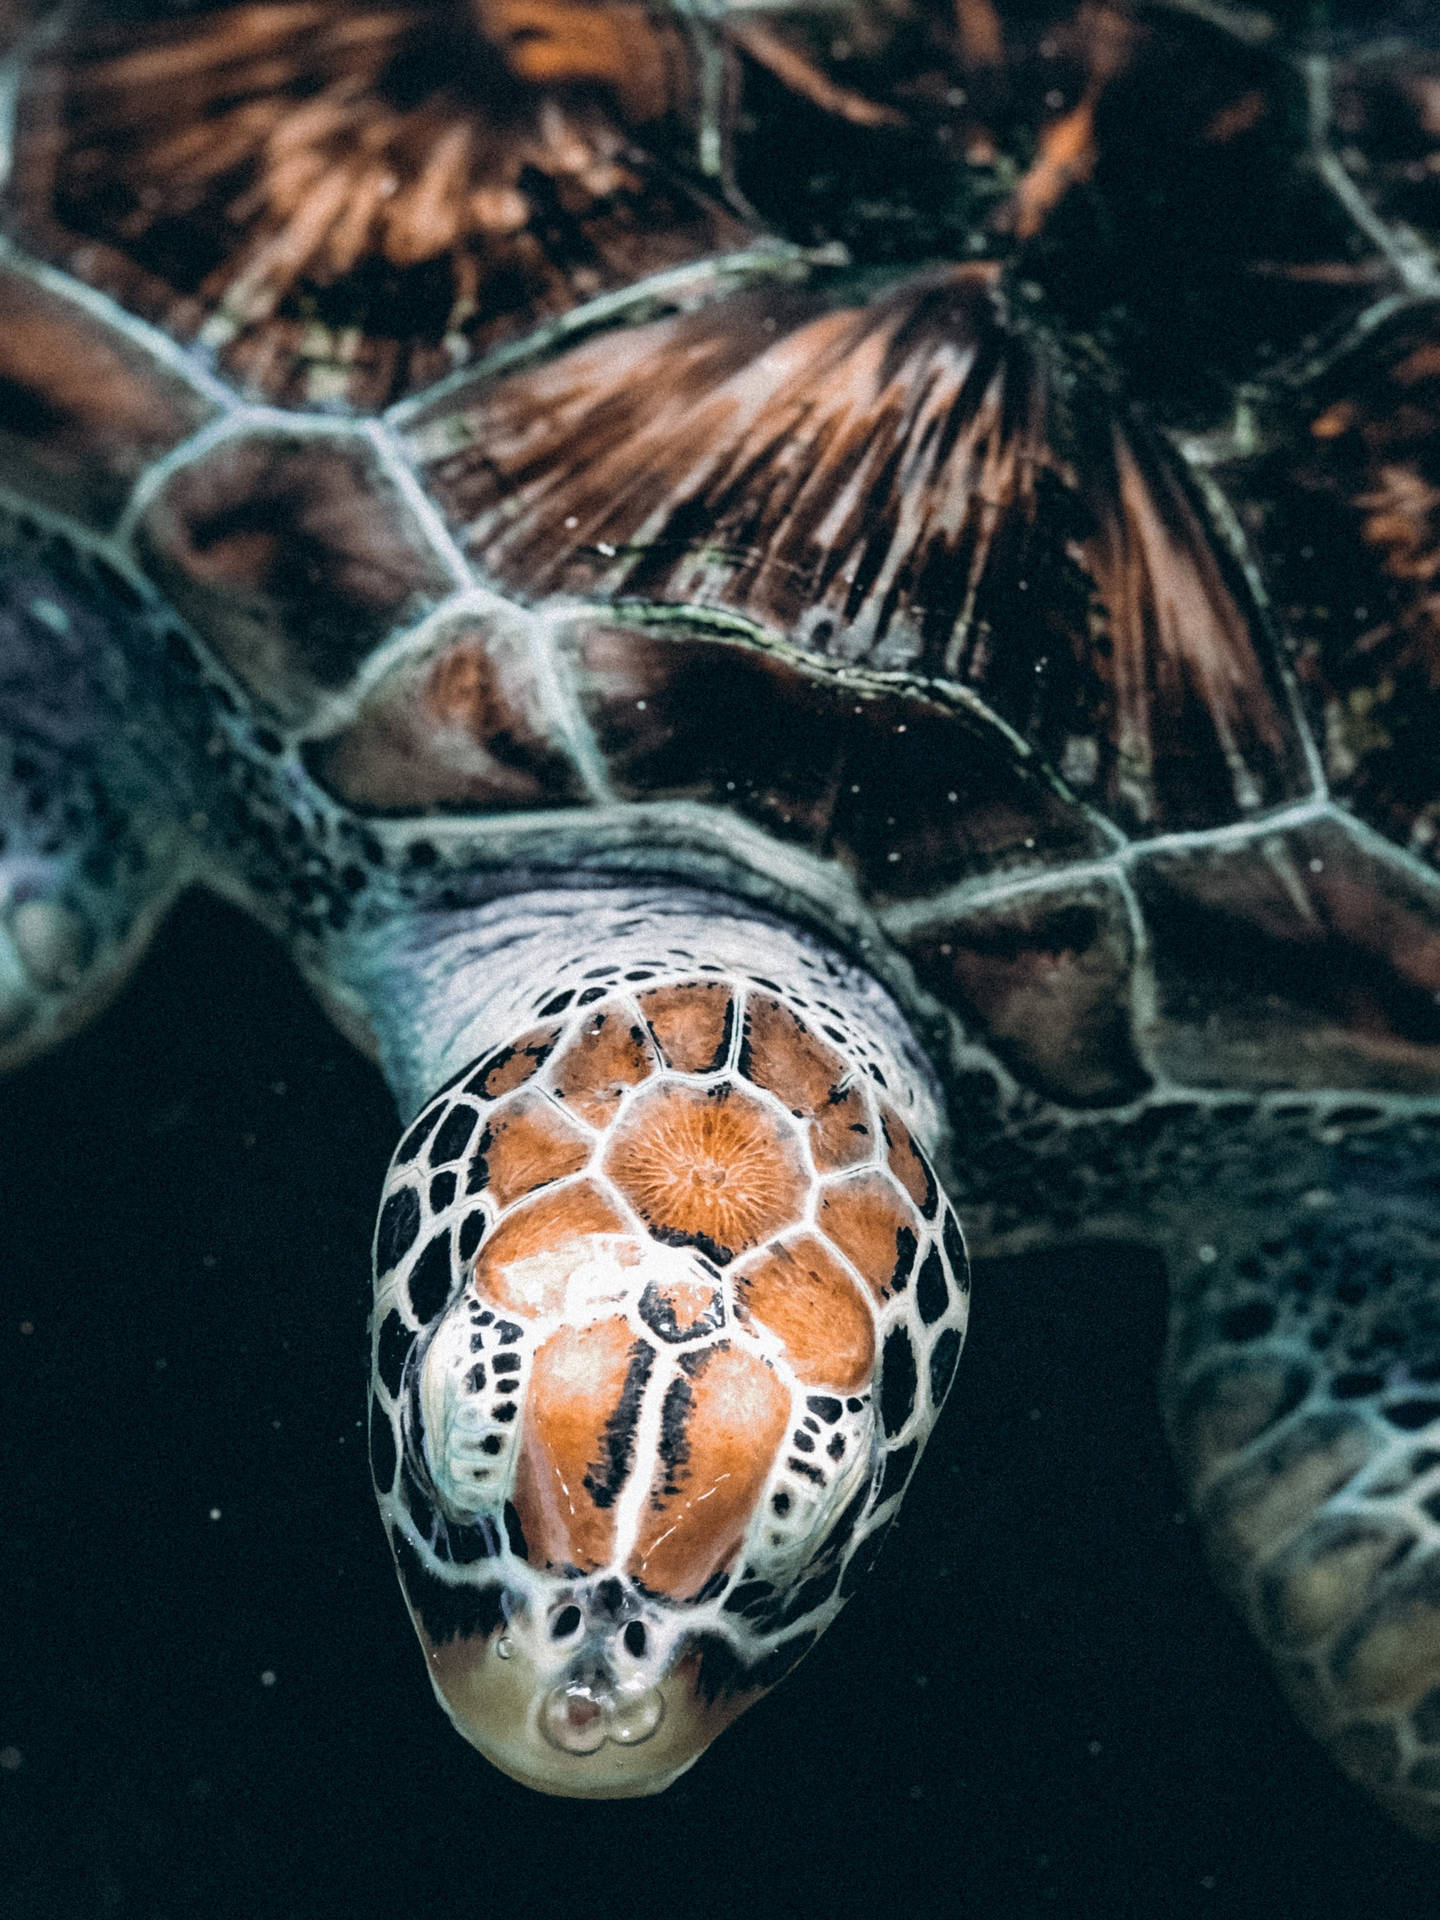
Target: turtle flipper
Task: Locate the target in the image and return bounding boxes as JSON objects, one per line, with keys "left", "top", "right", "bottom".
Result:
{"left": 0, "top": 554, "right": 190, "bottom": 1071}
{"left": 1162, "top": 1175, "right": 1440, "bottom": 1837}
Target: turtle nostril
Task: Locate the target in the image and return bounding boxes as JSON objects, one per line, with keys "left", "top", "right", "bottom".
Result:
{"left": 541, "top": 1680, "right": 609, "bottom": 1754}
{"left": 552, "top": 1604, "right": 583, "bottom": 1640}
{"left": 623, "top": 1619, "right": 647, "bottom": 1657}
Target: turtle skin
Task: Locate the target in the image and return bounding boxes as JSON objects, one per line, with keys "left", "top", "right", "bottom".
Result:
{"left": 2, "top": 0, "right": 1440, "bottom": 1835}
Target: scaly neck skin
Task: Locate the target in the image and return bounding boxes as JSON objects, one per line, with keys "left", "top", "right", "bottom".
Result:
{"left": 336, "top": 882, "right": 946, "bottom": 1144}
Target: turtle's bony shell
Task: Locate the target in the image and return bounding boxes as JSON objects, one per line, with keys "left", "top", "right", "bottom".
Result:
{"left": 367, "top": 975, "right": 967, "bottom": 1794}
{"left": 2, "top": 1, "right": 1440, "bottom": 1118}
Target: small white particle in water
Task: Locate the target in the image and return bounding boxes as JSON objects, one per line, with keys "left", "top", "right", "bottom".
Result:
{"left": 155, "top": 1357, "right": 167, "bottom": 1371}
{"left": 30, "top": 599, "right": 69, "bottom": 635}
{"left": 202, "top": 1254, "right": 217, "bottom": 1269}
{"left": 260, "top": 1671, "right": 276, "bottom": 1688}
{"left": 0, "top": 1748, "right": 22, "bottom": 1772}
{"left": 1200, "top": 1876, "right": 1217, "bottom": 1891}
{"left": 1045, "top": 89, "right": 1065, "bottom": 109}
{"left": 1198, "top": 1244, "right": 1218, "bottom": 1264}
{"left": 18, "top": 1321, "right": 32, "bottom": 1336}
{"left": 209, "top": 1508, "right": 221, "bottom": 1522}
{"left": 1087, "top": 1739, "right": 1102, "bottom": 1756}
{"left": 596, "top": 542, "right": 616, "bottom": 557}
{"left": 908, "top": 1784, "right": 924, "bottom": 1800}
{"left": 1028, "top": 1407, "right": 1042, "bottom": 1421}
{"left": 635, "top": 700, "right": 647, "bottom": 710}
{"left": 564, "top": 516, "right": 578, "bottom": 529}
{"left": 1309, "top": 858, "right": 1324, "bottom": 873}
{"left": 887, "top": 852, "right": 901, "bottom": 863}
{"left": 946, "top": 790, "right": 957, "bottom": 803}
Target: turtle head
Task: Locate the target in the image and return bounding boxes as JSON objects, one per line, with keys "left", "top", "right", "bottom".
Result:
{"left": 367, "top": 961, "right": 968, "bottom": 1795}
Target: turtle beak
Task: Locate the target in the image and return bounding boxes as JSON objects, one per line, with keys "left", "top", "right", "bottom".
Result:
{"left": 416, "top": 1623, "right": 756, "bottom": 1798}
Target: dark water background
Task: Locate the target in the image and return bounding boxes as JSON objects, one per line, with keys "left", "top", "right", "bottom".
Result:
{"left": 1, "top": 891, "right": 1436, "bottom": 1918}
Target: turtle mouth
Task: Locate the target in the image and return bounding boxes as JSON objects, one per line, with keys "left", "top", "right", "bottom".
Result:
{"left": 416, "top": 1621, "right": 745, "bottom": 1798}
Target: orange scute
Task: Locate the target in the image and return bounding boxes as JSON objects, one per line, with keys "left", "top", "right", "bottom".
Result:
{"left": 472, "top": 1180, "right": 630, "bottom": 1317}
{"left": 468, "top": 1023, "right": 562, "bottom": 1099}
{"left": 740, "top": 994, "right": 873, "bottom": 1171}
{"left": 733, "top": 1234, "right": 875, "bottom": 1392}
{"left": 879, "top": 1103, "right": 937, "bottom": 1214}
{"left": 816, "top": 1173, "right": 918, "bottom": 1302}
{"left": 629, "top": 1343, "right": 790, "bottom": 1598}
{"left": 511, "top": 1317, "right": 641, "bottom": 1573}
{"left": 550, "top": 1005, "right": 657, "bottom": 1125}
{"left": 637, "top": 981, "right": 734, "bottom": 1074}
{"left": 604, "top": 1082, "right": 807, "bottom": 1262}
{"left": 469, "top": 1092, "right": 592, "bottom": 1210}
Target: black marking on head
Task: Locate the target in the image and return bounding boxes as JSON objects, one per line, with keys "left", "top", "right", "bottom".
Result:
{"left": 791, "top": 1429, "right": 815, "bottom": 1453}
{"left": 430, "top": 1104, "right": 480, "bottom": 1167}
{"left": 391, "top": 1529, "right": 508, "bottom": 1644}
{"left": 942, "top": 1210, "right": 967, "bottom": 1288}
{"left": 585, "top": 1340, "right": 657, "bottom": 1511}
{"left": 539, "top": 991, "right": 574, "bottom": 1016}
{"left": 376, "top": 1310, "right": 414, "bottom": 1400}
{"left": 916, "top": 1246, "right": 948, "bottom": 1327}
{"left": 638, "top": 1279, "right": 723, "bottom": 1344}
{"left": 503, "top": 1501, "right": 529, "bottom": 1560}
{"left": 594, "top": 1577, "right": 627, "bottom": 1619}
{"left": 650, "top": 1222, "right": 736, "bottom": 1267}
{"left": 624, "top": 1620, "right": 647, "bottom": 1657}
{"left": 929, "top": 1327, "right": 963, "bottom": 1409}
{"left": 806, "top": 1395, "right": 842, "bottom": 1423}
{"left": 553, "top": 1604, "right": 583, "bottom": 1639}
{"left": 890, "top": 1225, "right": 918, "bottom": 1294}
{"left": 458, "top": 1212, "right": 486, "bottom": 1263}
{"left": 723, "top": 1579, "right": 780, "bottom": 1620}
{"left": 445, "top": 1516, "right": 501, "bottom": 1566}
{"left": 875, "top": 1438, "right": 917, "bottom": 1510}
{"left": 396, "top": 1106, "right": 443, "bottom": 1165}
{"left": 879, "top": 1326, "right": 918, "bottom": 1438}
{"left": 495, "top": 1321, "right": 523, "bottom": 1345}
{"left": 376, "top": 1186, "right": 422, "bottom": 1274}
{"left": 1386, "top": 1401, "right": 1440, "bottom": 1431}
{"left": 369, "top": 1395, "right": 397, "bottom": 1494}
{"left": 654, "top": 1371, "right": 695, "bottom": 1502}
{"left": 576, "top": 986, "right": 606, "bottom": 1006}
{"left": 429, "top": 1171, "right": 457, "bottom": 1213}
{"left": 408, "top": 1230, "right": 455, "bottom": 1324}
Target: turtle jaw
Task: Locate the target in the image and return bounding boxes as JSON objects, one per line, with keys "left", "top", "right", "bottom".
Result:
{"left": 415, "top": 1616, "right": 754, "bottom": 1799}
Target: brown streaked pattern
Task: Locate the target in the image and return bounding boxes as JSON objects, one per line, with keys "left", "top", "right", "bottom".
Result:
{"left": 636, "top": 982, "right": 734, "bottom": 1075}
{"left": 1134, "top": 817, "right": 1440, "bottom": 1096}
{"left": 304, "top": 611, "right": 586, "bottom": 812}
{"left": 732, "top": 1234, "right": 875, "bottom": 1394}
{"left": 878, "top": 1104, "right": 937, "bottom": 1217}
{"left": 415, "top": 267, "right": 1311, "bottom": 837}
{"left": 739, "top": 993, "right": 872, "bottom": 1173}
{"left": 554, "top": 621, "right": 1106, "bottom": 899}
{"left": 134, "top": 429, "right": 457, "bottom": 725}
{"left": 1225, "top": 310, "right": 1440, "bottom": 871}
{"left": 628, "top": 1343, "right": 790, "bottom": 1600}
{"left": 10, "top": 0, "right": 741, "bottom": 410}
{"left": 903, "top": 875, "right": 1151, "bottom": 1107}
{"left": 816, "top": 1172, "right": 919, "bottom": 1303}
{"left": 511, "top": 1316, "right": 645, "bottom": 1573}
{"left": 604, "top": 1082, "right": 807, "bottom": 1265}
{"left": 549, "top": 1005, "right": 657, "bottom": 1127}
{"left": 0, "top": 259, "right": 218, "bottom": 528}
{"left": 472, "top": 1179, "right": 629, "bottom": 1316}
{"left": 466, "top": 1091, "right": 591, "bottom": 1212}
{"left": 465, "top": 1022, "right": 561, "bottom": 1099}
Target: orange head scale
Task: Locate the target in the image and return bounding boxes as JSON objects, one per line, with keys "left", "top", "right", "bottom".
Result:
{"left": 365, "top": 897, "right": 969, "bottom": 1796}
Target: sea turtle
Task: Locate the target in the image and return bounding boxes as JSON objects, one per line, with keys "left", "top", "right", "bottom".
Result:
{"left": 1, "top": 0, "right": 1439, "bottom": 1831}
